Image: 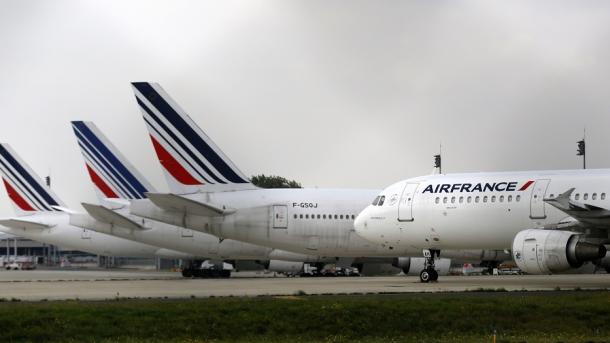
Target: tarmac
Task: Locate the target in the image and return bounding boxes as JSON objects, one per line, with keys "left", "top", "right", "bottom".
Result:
{"left": 0, "top": 269, "right": 607, "bottom": 301}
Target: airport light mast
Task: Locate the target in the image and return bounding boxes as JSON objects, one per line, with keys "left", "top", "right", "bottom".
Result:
{"left": 577, "top": 138, "right": 586, "bottom": 169}
{"left": 434, "top": 154, "right": 442, "bottom": 174}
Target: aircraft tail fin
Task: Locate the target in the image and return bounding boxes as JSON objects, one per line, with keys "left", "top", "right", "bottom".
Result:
{"left": 0, "top": 144, "right": 66, "bottom": 216}
{"left": 71, "top": 121, "right": 156, "bottom": 202}
{"left": 131, "top": 82, "right": 257, "bottom": 194}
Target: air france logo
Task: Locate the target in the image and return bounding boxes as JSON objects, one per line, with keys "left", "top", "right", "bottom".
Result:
{"left": 422, "top": 180, "right": 534, "bottom": 194}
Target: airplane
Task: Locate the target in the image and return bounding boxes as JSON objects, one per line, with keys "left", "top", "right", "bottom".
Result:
{"left": 354, "top": 170, "right": 610, "bottom": 282}
{"left": 0, "top": 144, "right": 191, "bottom": 259}
{"left": 67, "top": 120, "right": 333, "bottom": 276}
{"left": 125, "top": 82, "right": 510, "bottom": 270}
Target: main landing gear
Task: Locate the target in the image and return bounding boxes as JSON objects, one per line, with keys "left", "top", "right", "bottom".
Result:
{"left": 419, "top": 249, "right": 440, "bottom": 283}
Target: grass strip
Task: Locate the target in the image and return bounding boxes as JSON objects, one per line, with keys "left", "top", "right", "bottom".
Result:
{"left": 0, "top": 291, "right": 607, "bottom": 342}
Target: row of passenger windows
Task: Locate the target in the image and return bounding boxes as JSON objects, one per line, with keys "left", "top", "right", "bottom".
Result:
{"left": 566, "top": 192, "right": 605, "bottom": 201}
{"left": 435, "top": 192, "right": 607, "bottom": 205}
{"left": 435, "top": 194, "right": 521, "bottom": 205}
{"left": 293, "top": 214, "right": 356, "bottom": 220}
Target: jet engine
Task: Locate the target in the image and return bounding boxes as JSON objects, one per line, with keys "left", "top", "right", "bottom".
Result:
{"left": 512, "top": 229, "right": 606, "bottom": 274}
{"left": 260, "top": 260, "right": 304, "bottom": 274}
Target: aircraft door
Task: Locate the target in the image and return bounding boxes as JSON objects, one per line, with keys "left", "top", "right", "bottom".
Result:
{"left": 530, "top": 179, "right": 550, "bottom": 219}
{"left": 398, "top": 183, "right": 419, "bottom": 222}
{"left": 272, "top": 205, "right": 288, "bottom": 229}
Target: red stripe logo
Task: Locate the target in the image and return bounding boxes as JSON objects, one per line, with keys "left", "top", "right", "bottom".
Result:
{"left": 149, "top": 135, "right": 203, "bottom": 185}
{"left": 519, "top": 180, "right": 534, "bottom": 191}
{"left": 2, "top": 178, "right": 35, "bottom": 211}
{"left": 86, "top": 164, "right": 119, "bottom": 198}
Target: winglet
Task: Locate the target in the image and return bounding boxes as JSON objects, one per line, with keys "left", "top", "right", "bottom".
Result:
{"left": 544, "top": 188, "right": 575, "bottom": 210}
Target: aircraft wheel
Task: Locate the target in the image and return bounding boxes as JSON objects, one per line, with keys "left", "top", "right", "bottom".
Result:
{"left": 419, "top": 269, "right": 431, "bottom": 283}
{"left": 429, "top": 268, "right": 439, "bottom": 282}
{"left": 181, "top": 268, "right": 193, "bottom": 278}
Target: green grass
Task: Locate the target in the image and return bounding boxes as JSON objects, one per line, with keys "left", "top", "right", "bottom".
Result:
{"left": 0, "top": 291, "right": 607, "bottom": 342}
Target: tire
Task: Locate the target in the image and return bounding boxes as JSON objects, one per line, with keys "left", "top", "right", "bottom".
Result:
{"left": 182, "top": 269, "right": 193, "bottom": 278}
{"left": 429, "top": 269, "right": 439, "bottom": 281}
{"left": 419, "top": 269, "right": 430, "bottom": 283}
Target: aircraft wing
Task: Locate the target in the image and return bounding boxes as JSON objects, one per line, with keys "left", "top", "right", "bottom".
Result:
{"left": 81, "top": 203, "right": 143, "bottom": 230}
{"left": 145, "top": 193, "right": 235, "bottom": 217}
{"left": 544, "top": 188, "right": 610, "bottom": 227}
{"left": 0, "top": 218, "right": 53, "bottom": 231}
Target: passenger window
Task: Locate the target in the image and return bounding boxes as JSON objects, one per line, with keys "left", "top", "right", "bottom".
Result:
{"left": 459, "top": 196, "right": 464, "bottom": 204}
{"left": 602, "top": 193, "right": 606, "bottom": 200}
{"left": 451, "top": 197, "right": 455, "bottom": 204}
{"left": 293, "top": 214, "right": 297, "bottom": 219}
{"left": 378, "top": 196, "right": 386, "bottom": 206}
{"left": 323, "top": 214, "right": 326, "bottom": 219}
{"left": 508, "top": 195, "right": 512, "bottom": 202}
{"left": 435, "top": 197, "right": 440, "bottom": 204}
{"left": 305, "top": 214, "right": 309, "bottom": 219}
{"left": 491, "top": 196, "right": 496, "bottom": 203}
{"left": 299, "top": 214, "right": 303, "bottom": 219}
{"left": 340, "top": 215, "right": 343, "bottom": 219}
{"left": 575, "top": 193, "right": 580, "bottom": 200}
{"left": 317, "top": 214, "right": 321, "bottom": 219}
{"left": 475, "top": 196, "right": 480, "bottom": 203}
{"left": 334, "top": 215, "right": 338, "bottom": 219}
{"left": 592, "top": 193, "right": 597, "bottom": 200}
{"left": 443, "top": 197, "right": 447, "bottom": 204}
{"left": 467, "top": 196, "right": 472, "bottom": 203}
{"left": 584, "top": 193, "right": 589, "bottom": 200}
{"left": 499, "top": 195, "right": 504, "bottom": 202}
{"left": 483, "top": 196, "right": 488, "bottom": 203}
{"left": 516, "top": 195, "right": 521, "bottom": 202}
{"left": 351, "top": 215, "right": 355, "bottom": 220}
{"left": 372, "top": 196, "right": 380, "bottom": 205}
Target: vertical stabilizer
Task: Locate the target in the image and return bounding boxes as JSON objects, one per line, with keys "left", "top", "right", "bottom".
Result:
{"left": 131, "top": 82, "right": 257, "bottom": 194}
{"left": 0, "top": 144, "right": 66, "bottom": 216}
{"left": 71, "top": 121, "right": 156, "bottom": 202}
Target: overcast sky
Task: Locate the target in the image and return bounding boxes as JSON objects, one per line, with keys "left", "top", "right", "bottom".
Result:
{"left": 1, "top": 1, "right": 609, "bottom": 216}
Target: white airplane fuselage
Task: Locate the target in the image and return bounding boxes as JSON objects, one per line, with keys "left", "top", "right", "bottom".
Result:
{"left": 131, "top": 187, "right": 506, "bottom": 261}
{"left": 354, "top": 169, "right": 610, "bottom": 250}
{"left": 70, "top": 208, "right": 330, "bottom": 263}
{"left": 0, "top": 213, "right": 190, "bottom": 259}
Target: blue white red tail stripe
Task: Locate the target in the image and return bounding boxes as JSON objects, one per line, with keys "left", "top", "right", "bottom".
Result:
{"left": 72, "top": 121, "right": 152, "bottom": 200}
{"left": 0, "top": 156, "right": 47, "bottom": 211}
{"left": 71, "top": 121, "right": 155, "bottom": 201}
{"left": 0, "top": 144, "right": 65, "bottom": 214}
{"left": 132, "top": 82, "right": 255, "bottom": 193}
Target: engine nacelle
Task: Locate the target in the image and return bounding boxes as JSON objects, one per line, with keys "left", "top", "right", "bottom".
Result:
{"left": 392, "top": 257, "right": 451, "bottom": 276}
{"left": 261, "top": 260, "right": 304, "bottom": 274}
{"left": 512, "top": 229, "right": 606, "bottom": 274}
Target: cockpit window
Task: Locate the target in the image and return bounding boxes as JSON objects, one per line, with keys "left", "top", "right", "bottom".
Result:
{"left": 378, "top": 196, "right": 386, "bottom": 206}
{"left": 372, "top": 196, "right": 381, "bottom": 205}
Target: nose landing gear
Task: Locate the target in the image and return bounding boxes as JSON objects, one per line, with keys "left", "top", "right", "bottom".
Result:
{"left": 419, "top": 249, "right": 440, "bottom": 283}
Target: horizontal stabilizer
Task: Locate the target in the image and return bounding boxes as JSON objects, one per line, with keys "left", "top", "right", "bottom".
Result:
{"left": 81, "top": 203, "right": 143, "bottom": 230}
{"left": 146, "top": 193, "right": 234, "bottom": 217}
{"left": 0, "top": 218, "right": 53, "bottom": 231}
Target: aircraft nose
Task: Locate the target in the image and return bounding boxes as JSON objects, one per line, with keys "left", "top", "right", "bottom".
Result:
{"left": 353, "top": 209, "right": 368, "bottom": 236}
